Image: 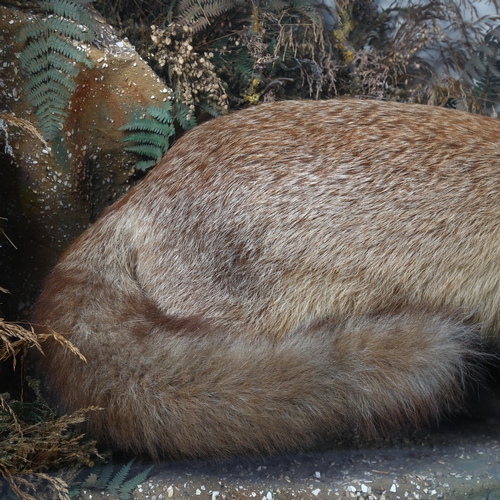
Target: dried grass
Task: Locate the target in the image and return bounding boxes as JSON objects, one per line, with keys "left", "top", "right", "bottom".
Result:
{"left": 0, "top": 113, "right": 48, "bottom": 150}
{"left": 0, "top": 291, "right": 101, "bottom": 500}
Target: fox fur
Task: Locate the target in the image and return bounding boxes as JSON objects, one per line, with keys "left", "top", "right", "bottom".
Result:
{"left": 32, "top": 98, "right": 497, "bottom": 460}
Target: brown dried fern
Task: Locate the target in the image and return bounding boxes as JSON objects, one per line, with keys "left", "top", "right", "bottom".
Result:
{"left": 0, "top": 289, "right": 99, "bottom": 500}
{"left": 0, "top": 319, "right": 86, "bottom": 369}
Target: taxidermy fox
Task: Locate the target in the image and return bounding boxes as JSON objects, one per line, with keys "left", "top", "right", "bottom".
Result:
{"left": 33, "top": 99, "right": 498, "bottom": 460}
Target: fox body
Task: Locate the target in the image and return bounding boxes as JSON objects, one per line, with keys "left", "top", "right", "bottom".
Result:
{"left": 33, "top": 99, "right": 499, "bottom": 459}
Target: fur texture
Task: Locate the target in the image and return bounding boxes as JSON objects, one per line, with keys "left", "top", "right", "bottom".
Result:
{"left": 32, "top": 99, "right": 497, "bottom": 459}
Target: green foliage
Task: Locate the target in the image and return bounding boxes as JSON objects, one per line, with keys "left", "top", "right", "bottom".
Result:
{"left": 17, "top": 0, "right": 96, "bottom": 140}
{"left": 120, "top": 100, "right": 196, "bottom": 171}
{"left": 176, "top": 0, "right": 237, "bottom": 34}
{"left": 96, "top": 0, "right": 500, "bottom": 108}
{"left": 120, "top": 102, "right": 175, "bottom": 171}
{"left": 70, "top": 459, "right": 154, "bottom": 499}
{"left": 461, "top": 24, "right": 500, "bottom": 112}
{"left": 213, "top": 39, "right": 255, "bottom": 81}
{"left": 173, "top": 100, "right": 197, "bottom": 130}
{"left": 1, "top": 399, "right": 48, "bottom": 429}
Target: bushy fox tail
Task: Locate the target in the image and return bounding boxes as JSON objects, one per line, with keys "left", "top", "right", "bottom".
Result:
{"left": 36, "top": 301, "right": 480, "bottom": 460}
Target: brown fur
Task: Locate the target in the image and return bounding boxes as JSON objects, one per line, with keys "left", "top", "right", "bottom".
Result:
{"left": 32, "top": 99, "right": 497, "bottom": 459}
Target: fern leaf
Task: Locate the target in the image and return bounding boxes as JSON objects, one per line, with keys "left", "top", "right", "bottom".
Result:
{"left": 29, "top": 82, "right": 72, "bottom": 106}
{"left": 94, "top": 463, "right": 115, "bottom": 489}
{"left": 38, "top": 117, "right": 65, "bottom": 139}
{"left": 462, "top": 56, "right": 488, "bottom": 85}
{"left": 121, "top": 102, "right": 177, "bottom": 170}
{"left": 25, "top": 68, "right": 77, "bottom": 95}
{"left": 17, "top": 19, "right": 48, "bottom": 42}
{"left": 19, "top": 39, "right": 50, "bottom": 72}
{"left": 147, "top": 103, "right": 174, "bottom": 123}
{"left": 488, "top": 25, "right": 500, "bottom": 41}
{"left": 122, "top": 132, "right": 170, "bottom": 148}
{"left": 489, "top": 63, "right": 500, "bottom": 79}
{"left": 200, "top": 102, "right": 221, "bottom": 117}
{"left": 200, "top": 0, "right": 235, "bottom": 19}
{"left": 189, "top": 17, "right": 210, "bottom": 34}
{"left": 18, "top": 0, "right": 96, "bottom": 139}
{"left": 124, "top": 144, "right": 164, "bottom": 160}
{"left": 19, "top": 4, "right": 94, "bottom": 41}
{"left": 118, "top": 465, "right": 154, "bottom": 496}
{"left": 236, "top": 47, "right": 255, "bottom": 76}
{"left": 177, "top": 0, "right": 199, "bottom": 15}
{"left": 20, "top": 55, "right": 48, "bottom": 75}
{"left": 46, "top": 17, "right": 94, "bottom": 41}
{"left": 47, "top": 33, "right": 93, "bottom": 67}
{"left": 461, "top": 23, "right": 500, "bottom": 111}
{"left": 174, "top": 102, "right": 197, "bottom": 129}
{"left": 47, "top": 67, "right": 78, "bottom": 90}
{"left": 177, "top": 0, "right": 236, "bottom": 33}
{"left": 480, "top": 42, "right": 497, "bottom": 60}
{"left": 107, "top": 459, "right": 134, "bottom": 495}
{"left": 43, "top": 0, "right": 96, "bottom": 35}
{"left": 48, "top": 51, "right": 80, "bottom": 76}
{"left": 135, "top": 159, "right": 157, "bottom": 171}
{"left": 120, "top": 118, "right": 173, "bottom": 135}
{"left": 36, "top": 101, "right": 69, "bottom": 119}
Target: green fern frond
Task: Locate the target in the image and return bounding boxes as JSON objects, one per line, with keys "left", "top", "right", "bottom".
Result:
{"left": 461, "top": 24, "right": 500, "bottom": 112}
{"left": 122, "top": 132, "right": 170, "bottom": 147}
{"left": 38, "top": 120, "right": 65, "bottom": 139}
{"left": 176, "top": 0, "right": 236, "bottom": 33}
{"left": 19, "top": 39, "right": 49, "bottom": 69}
{"left": 120, "top": 105, "right": 174, "bottom": 170}
{"left": 200, "top": 102, "right": 220, "bottom": 117}
{"left": 30, "top": 97, "right": 69, "bottom": 118}
{"left": 29, "top": 82, "right": 72, "bottom": 106}
{"left": 118, "top": 464, "right": 154, "bottom": 496}
{"left": 135, "top": 159, "right": 158, "bottom": 171}
{"left": 18, "top": 17, "right": 92, "bottom": 42}
{"left": 107, "top": 459, "right": 134, "bottom": 495}
{"left": 42, "top": 0, "right": 96, "bottom": 36}
{"left": 120, "top": 118, "right": 174, "bottom": 136}
{"left": 173, "top": 101, "right": 197, "bottom": 129}
{"left": 36, "top": 99, "right": 69, "bottom": 117}
{"left": 17, "top": 0, "right": 95, "bottom": 140}
{"left": 236, "top": 48, "right": 255, "bottom": 77}
{"left": 47, "top": 33, "right": 93, "bottom": 65}
{"left": 25, "top": 68, "right": 77, "bottom": 95}
{"left": 47, "top": 52, "right": 80, "bottom": 76}
{"left": 123, "top": 144, "right": 164, "bottom": 160}
{"left": 70, "top": 460, "right": 154, "bottom": 499}
{"left": 47, "top": 16, "right": 93, "bottom": 40}
{"left": 147, "top": 102, "right": 174, "bottom": 122}
{"left": 17, "top": 19, "right": 48, "bottom": 42}
{"left": 93, "top": 463, "right": 115, "bottom": 489}
{"left": 36, "top": 112, "right": 67, "bottom": 139}
{"left": 120, "top": 101, "right": 196, "bottom": 171}
{"left": 19, "top": 56, "right": 48, "bottom": 75}
{"left": 462, "top": 25, "right": 500, "bottom": 87}
{"left": 213, "top": 36, "right": 254, "bottom": 79}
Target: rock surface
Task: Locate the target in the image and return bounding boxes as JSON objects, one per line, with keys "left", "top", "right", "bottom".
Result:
{"left": 0, "top": 4, "right": 171, "bottom": 316}
{"left": 75, "top": 415, "right": 500, "bottom": 500}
